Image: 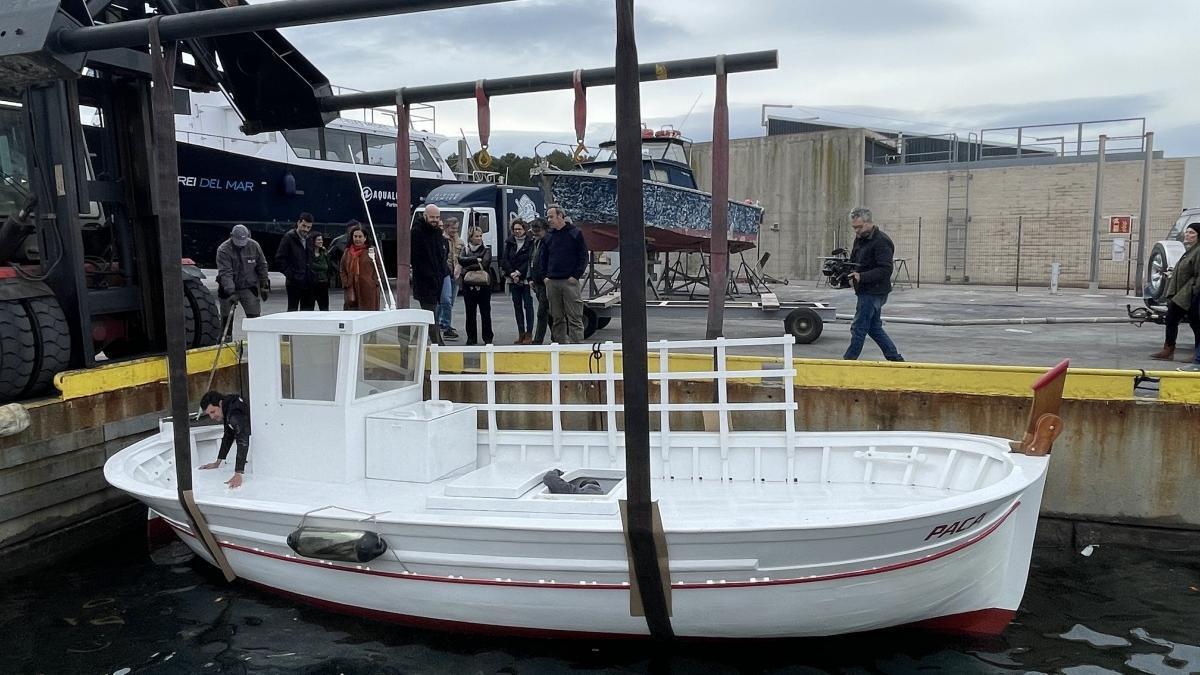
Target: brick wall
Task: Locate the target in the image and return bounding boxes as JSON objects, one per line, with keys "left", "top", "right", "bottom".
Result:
{"left": 863, "top": 157, "right": 1187, "bottom": 288}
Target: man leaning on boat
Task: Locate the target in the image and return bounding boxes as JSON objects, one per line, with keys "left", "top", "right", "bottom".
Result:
{"left": 198, "top": 390, "right": 252, "bottom": 489}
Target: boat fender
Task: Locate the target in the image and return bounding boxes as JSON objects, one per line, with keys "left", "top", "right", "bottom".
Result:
{"left": 286, "top": 527, "right": 387, "bottom": 563}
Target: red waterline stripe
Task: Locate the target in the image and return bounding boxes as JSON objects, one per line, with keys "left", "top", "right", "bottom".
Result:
{"left": 165, "top": 500, "right": 1021, "bottom": 591}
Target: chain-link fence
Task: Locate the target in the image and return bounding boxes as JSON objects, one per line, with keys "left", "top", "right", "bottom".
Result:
{"left": 830, "top": 214, "right": 1179, "bottom": 293}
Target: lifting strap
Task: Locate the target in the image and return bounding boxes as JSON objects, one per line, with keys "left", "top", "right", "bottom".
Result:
{"left": 474, "top": 80, "right": 491, "bottom": 169}
{"left": 572, "top": 69, "right": 587, "bottom": 163}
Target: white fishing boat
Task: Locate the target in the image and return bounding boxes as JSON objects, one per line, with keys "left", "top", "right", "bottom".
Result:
{"left": 104, "top": 309, "right": 1064, "bottom": 639}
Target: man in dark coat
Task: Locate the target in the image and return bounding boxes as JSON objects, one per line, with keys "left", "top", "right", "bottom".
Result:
{"left": 274, "top": 212, "right": 316, "bottom": 311}
{"left": 411, "top": 204, "right": 449, "bottom": 344}
{"left": 843, "top": 207, "right": 904, "bottom": 362}
{"left": 538, "top": 205, "right": 589, "bottom": 343}
{"left": 215, "top": 224, "right": 270, "bottom": 338}
{"left": 198, "top": 390, "right": 252, "bottom": 489}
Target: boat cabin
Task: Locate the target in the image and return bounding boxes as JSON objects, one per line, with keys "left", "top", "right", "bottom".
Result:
{"left": 578, "top": 127, "right": 698, "bottom": 190}
{"left": 241, "top": 310, "right": 477, "bottom": 484}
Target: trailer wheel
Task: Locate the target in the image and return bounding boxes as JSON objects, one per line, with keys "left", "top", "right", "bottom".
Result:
{"left": 0, "top": 300, "right": 36, "bottom": 401}
{"left": 21, "top": 296, "right": 71, "bottom": 397}
{"left": 1146, "top": 243, "right": 1170, "bottom": 302}
{"left": 784, "top": 307, "right": 823, "bottom": 344}
{"left": 583, "top": 307, "right": 598, "bottom": 339}
{"left": 596, "top": 317, "right": 612, "bottom": 330}
{"left": 183, "top": 277, "right": 221, "bottom": 348}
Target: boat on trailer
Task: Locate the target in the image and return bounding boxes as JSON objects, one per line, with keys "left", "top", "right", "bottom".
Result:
{"left": 104, "top": 309, "right": 1063, "bottom": 639}
{"left": 536, "top": 129, "right": 764, "bottom": 254}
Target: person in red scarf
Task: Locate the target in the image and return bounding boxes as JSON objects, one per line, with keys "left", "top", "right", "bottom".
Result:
{"left": 339, "top": 225, "right": 381, "bottom": 311}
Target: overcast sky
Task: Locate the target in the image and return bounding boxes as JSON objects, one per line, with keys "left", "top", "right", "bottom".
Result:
{"left": 278, "top": 0, "right": 1200, "bottom": 158}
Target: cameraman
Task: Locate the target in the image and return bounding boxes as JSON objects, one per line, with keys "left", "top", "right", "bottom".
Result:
{"left": 843, "top": 207, "right": 904, "bottom": 362}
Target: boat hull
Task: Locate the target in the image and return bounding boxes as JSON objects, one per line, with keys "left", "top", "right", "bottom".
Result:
{"left": 544, "top": 171, "right": 762, "bottom": 253}
{"left": 136, "top": 473, "right": 1045, "bottom": 640}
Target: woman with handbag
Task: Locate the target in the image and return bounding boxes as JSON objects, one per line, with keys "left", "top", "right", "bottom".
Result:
{"left": 339, "top": 225, "right": 381, "bottom": 311}
{"left": 459, "top": 226, "right": 494, "bottom": 345}
{"left": 501, "top": 219, "right": 535, "bottom": 343}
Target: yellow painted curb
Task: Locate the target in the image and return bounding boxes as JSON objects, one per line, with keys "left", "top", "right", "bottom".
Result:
{"left": 53, "top": 344, "right": 243, "bottom": 400}
{"left": 429, "top": 349, "right": 1200, "bottom": 404}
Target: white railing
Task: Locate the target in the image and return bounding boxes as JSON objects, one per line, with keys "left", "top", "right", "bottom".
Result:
{"left": 429, "top": 336, "right": 797, "bottom": 473}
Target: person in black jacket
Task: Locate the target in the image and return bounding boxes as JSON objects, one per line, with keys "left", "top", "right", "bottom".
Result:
{"left": 843, "top": 207, "right": 904, "bottom": 362}
{"left": 459, "top": 226, "right": 494, "bottom": 345}
{"left": 527, "top": 218, "right": 551, "bottom": 344}
{"left": 274, "top": 212, "right": 317, "bottom": 311}
{"left": 538, "top": 205, "right": 589, "bottom": 343}
{"left": 197, "top": 390, "right": 252, "bottom": 489}
{"left": 411, "top": 205, "right": 449, "bottom": 344}
{"left": 501, "top": 219, "right": 535, "bottom": 343}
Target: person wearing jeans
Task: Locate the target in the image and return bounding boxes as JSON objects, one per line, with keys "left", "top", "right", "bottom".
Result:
{"left": 501, "top": 219, "right": 535, "bottom": 343}
{"left": 842, "top": 207, "right": 904, "bottom": 362}
{"left": 437, "top": 218, "right": 463, "bottom": 340}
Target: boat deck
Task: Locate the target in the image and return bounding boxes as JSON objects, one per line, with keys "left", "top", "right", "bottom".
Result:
{"left": 183, "top": 459, "right": 969, "bottom": 532}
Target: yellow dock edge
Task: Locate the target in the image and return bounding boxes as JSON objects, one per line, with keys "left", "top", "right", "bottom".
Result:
{"left": 49, "top": 342, "right": 1200, "bottom": 404}
{"left": 430, "top": 351, "right": 1200, "bottom": 404}
{"left": 53, "top": 344, "right": 243, "bottom": 400}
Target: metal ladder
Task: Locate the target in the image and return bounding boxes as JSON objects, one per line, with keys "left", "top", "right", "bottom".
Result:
{"left": 944, "top": 170, "right": 972, "bottom": 283}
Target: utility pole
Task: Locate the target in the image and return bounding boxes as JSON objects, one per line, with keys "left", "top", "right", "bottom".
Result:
{"left": 1135, "top": 131, "right": 1154, "bottom": 292}
{"left": 1089, "top": 135, "right": 1107, "bottom": 291}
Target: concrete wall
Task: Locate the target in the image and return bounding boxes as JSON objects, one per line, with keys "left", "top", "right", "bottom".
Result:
{"left": 0, "top": 364, "right": 243, "bottom": 580}
{"left": 864, "top": 155, "right": 1188, "bottom": 287}
{"left": 693, "top": 125, "right": 1194, "bottom": 288}
{"left": 691, "top": 130, "right": 865, "bottom": 280}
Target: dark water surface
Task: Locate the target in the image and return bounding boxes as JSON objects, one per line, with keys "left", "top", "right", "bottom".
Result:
{"left": 2, "top": 531, "right": 1197, "bottom": 674}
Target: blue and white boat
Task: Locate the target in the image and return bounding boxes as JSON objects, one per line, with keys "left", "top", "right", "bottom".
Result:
{"left": 536, "top": 129, "right": 762, "bottom": 253}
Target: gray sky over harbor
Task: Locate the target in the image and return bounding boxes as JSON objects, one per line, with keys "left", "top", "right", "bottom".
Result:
{"left": 278, "top": 0, "right": 1200, "bottom": 158}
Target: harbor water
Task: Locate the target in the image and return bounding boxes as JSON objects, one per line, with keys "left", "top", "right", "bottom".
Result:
{"left": 1, "top": 530, "right": 1197, "bottom": 674}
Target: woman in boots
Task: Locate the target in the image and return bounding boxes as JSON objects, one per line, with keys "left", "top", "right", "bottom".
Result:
{"left": 501, "top": 219, "right": 535, "bottom": 343}
{"left": 340, "top": 225, "right": 381, "bottom": 311}
{"left": 1151, "top": 222, "right": 1200, "bottom": 363}
{"left": 459, "top": 227, "right": 494, "bottom": 345}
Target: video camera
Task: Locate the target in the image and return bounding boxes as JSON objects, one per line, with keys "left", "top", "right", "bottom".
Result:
{"left": 821, "top": 248, "right": 859, "bottom": 289}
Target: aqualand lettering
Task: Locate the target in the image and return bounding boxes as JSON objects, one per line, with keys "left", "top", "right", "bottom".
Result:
{"left": 924, "top": 512, "right": 988, "bottom": 541}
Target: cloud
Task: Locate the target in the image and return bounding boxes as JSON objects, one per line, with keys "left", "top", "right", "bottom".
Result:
{"left": 259, "top": 0, "right": 1200, "bottom": 158}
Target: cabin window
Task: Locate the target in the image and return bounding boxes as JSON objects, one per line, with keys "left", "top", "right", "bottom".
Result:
{"left": 324, "top": 129, "right": 364, "bottom": 163}
{"left": 356, "top": 325, "right": 421, "bottom": 398}
{"left": 365, "top": 134, "right": 396, "bottom": 168}
{"left": 437, "top": 209, "right": 466, "bottom": 232}
{"left": 282, "top": 128, "right": 322, "bottom": 160}
{"left": 649, "top": 168, "right": 670, "bottom": 184}
{"left": 409, "top": 141, "right": 441, "bottom": 173}
{"left": 280, "top": 335, "right": 340, "bottom": 402}
{"left": 473, "top": 212, "right": 490, "bottom": 233}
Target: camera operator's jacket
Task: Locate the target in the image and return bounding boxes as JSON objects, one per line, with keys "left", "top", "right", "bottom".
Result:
{"left": 849, "top": 227, "right": 894, "bottom": 295}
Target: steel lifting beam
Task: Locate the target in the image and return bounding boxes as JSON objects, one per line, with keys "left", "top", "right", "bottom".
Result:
{"left": 53, "top": 0, "right": 514, "bottom": 53}
{"left": 320, "top": 51, "right": 778, "bottom": 110}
